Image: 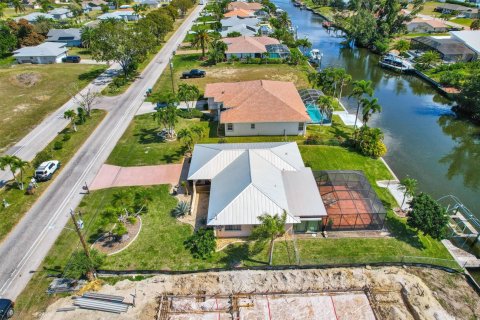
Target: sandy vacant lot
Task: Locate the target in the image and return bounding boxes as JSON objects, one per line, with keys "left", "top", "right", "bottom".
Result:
{"left": 40, "top": 266, "right": 480, "bottom": 320}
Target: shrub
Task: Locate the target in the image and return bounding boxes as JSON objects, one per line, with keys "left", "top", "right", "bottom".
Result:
{"left": 304, "top": 134, "right": 322, "bottom": 145}
{"left": 184, "top": 228, "right": 216, "bottom": 259}
{"left": 127, "top": 216, "right": 137, "bottom": 225}
{"left": 63, "top": 249, "right": 105, "bottom": 279}
{"left": 53, "top": 141, "right": 63, "bottom": 150}
{"left": 34, "top": 148, "right": 54, "bottom": 167}
{"left": 356, "top": 126, "right": 387, "bottom": 158}
{"left": 171, "top": 201, "right": 190, "bottom": 217}
{"left": 63, "top": 133, "right": 71, "bottom": 142}
{"left": 177, "top": 108, "right": 204, "bottom": 119}
{"left": 112, "top": 223, "right": 128, "bottom": 240}
{"left": 407, "top": 193, "right": 449, "bottom": 240}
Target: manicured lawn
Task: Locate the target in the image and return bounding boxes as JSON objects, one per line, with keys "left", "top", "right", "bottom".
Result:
{"left": 408, "top": 1, "right": 443, "bottom": 17}
{"left": 0, "top": 110, "right": 106, "bottom": 242}
{"left": 0, "top": 64, "right": 107, "bottom": 152}
{"left": 451, "top": 17, "right": 474, "bottom": 27}
{"left": 301, "top": 0, "right": 334, "bottom": 20}
{"left": 148, "top": 53, "right": 312, "bottom": 102}
{"left": 107, "top": 113, "right": 352, "bottom": 167}
{"left": 67, "top": 47, "right": 93, "bottom": 60}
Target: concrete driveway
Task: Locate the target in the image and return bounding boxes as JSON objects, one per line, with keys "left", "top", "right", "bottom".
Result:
{"left": 90, "top": 164, "right": 183, "bottom": 190}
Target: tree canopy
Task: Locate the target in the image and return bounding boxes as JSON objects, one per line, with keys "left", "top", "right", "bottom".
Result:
{"left": 407, "top": 193, "right": 449, "bottom": 240}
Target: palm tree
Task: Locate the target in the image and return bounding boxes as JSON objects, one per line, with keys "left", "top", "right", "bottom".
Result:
{"left": 0, "top": 3, "right": 7, "bottom": 18}
{"left": 134, "top": 189, "right": 153, "bottom": 215}
{"left": 0, "top": 155, "right": 26, "bottom": 189}
{"left": 192, "top": 29, "right": 211, "bottom": 58}
{"left": 80, "top": 26, "right": 94, "bottom": 49}
{"left": 360, "top": 97, "right": 382, "bottom": 126}
{"left": 208, "top": 38, "right": 227, "bottom": 64}
{"left": 177, "top": 128, "right": 194, "bottom": 151}
{"left": 64, "top": 110, "right": 78, "bottom": 132}
{"left": 112, "top": 190, "right": 134, "bottom": 215}
{"left": 12, "top": 0, "right": 26, "bottom": 13}
{"left": 177, "top": 83, "right": 200, "bottom": 112}
{"left": 393, "top": 39, "right": 410, "bottom": 54}
{"left": 417, "top": 51, "right": 440, "bottom": 69}
{"left": 335, "top": 68, "right": 352, "bottom": 99}
{"left": 250, "top": 211, "right": 287, "bottom": 266}
{"left": 317, "top": 95, "right": 336, "bottom": 124}
{"left": 349, "top": 80, "right": 374, "bottom": 141}
{"left": 191, "top": 125, "right": 205, "bottom": 141}
{"left": 296, "top": 38, "right": 312, "bottom": 53}
{"left": 15, "top": 158, "right": 29, "bottom": 190}
{"left": 399, "top": 177, "right": 418, "bottom": 208}
{"left": 37, "top": 0, "right": 50, "bottom": 13}
{"left": 132, "top": 4, "right": 147, "bottom": 16}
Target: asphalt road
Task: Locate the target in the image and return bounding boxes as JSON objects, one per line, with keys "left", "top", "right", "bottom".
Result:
{"left": 0, "top": 3, "right": 205, "bottom": 300}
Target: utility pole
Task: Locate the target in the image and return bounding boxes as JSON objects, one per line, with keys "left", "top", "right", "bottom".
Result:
{"left": 70, "top": 208, "right": 96, "bottom": 280}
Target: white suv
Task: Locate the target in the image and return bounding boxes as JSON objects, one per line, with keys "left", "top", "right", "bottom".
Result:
{"left": 34, "top": 160, "right": 60, "bottom": 181}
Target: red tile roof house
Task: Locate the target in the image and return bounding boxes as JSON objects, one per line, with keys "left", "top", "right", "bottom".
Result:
{"left": 221, "top": 36, "right": 289, "bottom": 59}
{"left": 204, "top": 80, "right": 311, "bottom": 136}
{"left": 406, "top": 18, "right": 448, "bottom": 33}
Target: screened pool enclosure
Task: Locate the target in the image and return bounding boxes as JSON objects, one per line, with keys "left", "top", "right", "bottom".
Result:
{"left": 315, "top": 170, "right": 386, "bottom": 231}
{"left": 299, "top": 89, "right": 333, "bottom": 125}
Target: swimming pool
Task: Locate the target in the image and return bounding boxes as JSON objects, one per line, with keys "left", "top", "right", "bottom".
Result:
{"left": 306, "top": 103, "right": 330, "bottom": 124}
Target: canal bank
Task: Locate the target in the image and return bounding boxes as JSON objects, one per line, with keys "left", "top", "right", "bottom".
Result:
{"left": 273, "top": 0, "right": 480, "bottom": 214}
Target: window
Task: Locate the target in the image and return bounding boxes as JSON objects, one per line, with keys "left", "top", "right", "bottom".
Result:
{"left": 298, "top": 122, "right": 304, "bottom": 131}
{"left": 225, "top": 225, "right": 241, "bottom": 231}
{"left": 227, "top": 123, "right": 233, "bottom": 131}
{"left": 250, "top": 123, "right": 256, "bottom": 129}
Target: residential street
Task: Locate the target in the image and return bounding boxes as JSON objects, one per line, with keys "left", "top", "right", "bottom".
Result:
{"left": 0, "top": 3, "right": 205, "bottom": 300}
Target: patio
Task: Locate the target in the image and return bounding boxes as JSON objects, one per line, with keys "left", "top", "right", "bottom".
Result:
{"left": 315, "top": 170, "right": 386, "bottom": 231}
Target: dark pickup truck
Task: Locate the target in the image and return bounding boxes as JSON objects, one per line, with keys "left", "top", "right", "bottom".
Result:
{"left": 0, "top": 299, "right": 14, "bottom": 319}
{"left": 181, "top": 69, "right": 206, "bottom": 79}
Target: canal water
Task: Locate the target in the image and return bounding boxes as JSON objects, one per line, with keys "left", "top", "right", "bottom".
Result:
{"left": 273, "top": 0, "right": 480, "bottom": 214}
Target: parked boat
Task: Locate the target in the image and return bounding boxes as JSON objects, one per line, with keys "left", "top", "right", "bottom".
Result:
{"left": 293, "top": 1, "right": 301, "bottom": 7}
{"left": 308, "top": 49, "right": 322, "bottom": 62}
{"left": 379, "top": 53, "right": 414, "bottom": 72}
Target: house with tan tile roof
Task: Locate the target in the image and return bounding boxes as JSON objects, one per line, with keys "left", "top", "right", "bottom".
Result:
{"left": 227, "top": 1, "right": 263, "bottom": 11}
{"left": 204, "top": 80, "right": 310, "bottom": 136}
{"left": 224, "top": 8, "right": 256, "bottom": 18}
{"left": 406, "top": 18, "right": 448, "bottom": 33}
{"left": 221, "top": 36, "right": 290, "bottom": 59}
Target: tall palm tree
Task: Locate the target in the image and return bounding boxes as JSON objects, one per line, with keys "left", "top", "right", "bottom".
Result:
{"left": 349, "top": 80, "right": 374, "bottom": 141}
{"left": 317, "top": 95, "right": 336, "bottom": 124}
{"left": 360, "top": 97, "right": 382, "bottom": 126}
{"left": 208, "top": 38, "right": 227, "bottom": 64}
{"left": 417, "top": 51, "right": 440, "bottom": 69}
{"left": 191, "top": 125, "right": 205, "bottom": 140}
{"left": 399, "top": 177, "right": 418, "bottom": 208}
{"left": 134, "top": 189, "right": 153, "bottom": 215}
{"left": 335, "top": 68, "right": 352, "bottom": 99}
{"left": 12, "top": 0, "right": 26, "bottom": 13}
{"left": 192, "top": 29, "right": 211, "bottom": 58}
{"left": 177, "top": 128, "right": 194, "bottom": 151}
{"left": 80, "top": 26, "right": 94, "bottom": 49}
{"left": 250, "top": 211, "right": 287, "bottom": 266}
{"left": 177, "top": 83, "right": 200, "bottom": 112}
{"left": 0, "top": 155, "right": 27, "bottom": 189}
{"left": 64, "top": 110, "right": 78, "bottom": 132}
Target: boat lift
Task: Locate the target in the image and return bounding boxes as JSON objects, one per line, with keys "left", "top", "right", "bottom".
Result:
{"left": 437, "top": 195, "right": 480, "bottom": 247}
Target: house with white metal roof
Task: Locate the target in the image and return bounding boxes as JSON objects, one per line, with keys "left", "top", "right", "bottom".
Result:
{"left": 98, "top": 10, "right": 140, "bottom": 21}
{"left": 15, "top": 12, "right": 53, "bottom": 22}
{"left": 451, "top": 31, "right": 480, "bottom": 58}
{"left": 48, "top": 8, "right": 73, "bottom": 19}
{"left": 188, "top": 142, "right": 327, "bottom": 238}
{"left": 13, "top": 42, "right": 68, "bottom": 64}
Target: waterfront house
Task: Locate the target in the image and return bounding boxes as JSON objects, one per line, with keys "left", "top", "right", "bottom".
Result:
{"left": 406, "top": 18, "right": 448, "bottom": 33}
{"left": 222, "top": 36, "right": 290, "bottom": 59}
{"left": 451, "top": 31, "right": 480, "bottom": 58}
{"left": 46, "top": 28, "right": 82, "bottom": 47}
{"left": 187, "top": 142, "right": 327, "bottom": 238}
{"left": 13, "top": 42, "right": 68, "bottom": 64}
{"left": 135, "top": 0, "right": 161, "bottom": 8}
{"left": 227, "top": 1, "right": 263, "bottom": 11}
{"left": 410, "top": 36, "right": 476, "bottom": 62}
{"left": 224, "top": 9, "right": 255, "bottom": 18}
{"left": 204, "top": 80, "right": 310, "bottom": 136}
{"left": 220, "top": 16, "right": 260, "bottom": 37}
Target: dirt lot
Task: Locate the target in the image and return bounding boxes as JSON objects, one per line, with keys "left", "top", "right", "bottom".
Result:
{"left": 40, "top": 266, "right": 480, "bottom": 320}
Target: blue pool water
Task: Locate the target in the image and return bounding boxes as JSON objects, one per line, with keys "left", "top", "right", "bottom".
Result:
{"left": 306, "top": 103, "right": 326, "bottom": 123}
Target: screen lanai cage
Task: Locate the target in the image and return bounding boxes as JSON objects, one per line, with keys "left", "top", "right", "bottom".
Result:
{"left": 299, "top": 89, "right": 333, "bottom": 125}
{"left": 315, "top": 170, "right": 386, "bottom": 231}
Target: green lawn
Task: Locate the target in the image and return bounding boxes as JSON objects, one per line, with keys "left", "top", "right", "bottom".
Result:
{"left": 107, "top": 113, "right": 353, "bottom": 167}
{"left": 408, "top": 1, "right": 443, "bottom": 17}
{"left": 301, "top": 0, "right": 335, "bottom": 20}
{"left": 67, "top": 47, "right": 93, "bottom": 60}
{"left": 148, "top": 53, "right": 312, "bottom": 103}
{"left": 0, "top": 110, "right": 106, "bottom": 242}
{"left": 451, "top": 17, "right": 474, "bottom": 27}
{"left": 0, "top": 64, "right": 107, "bottom": 152}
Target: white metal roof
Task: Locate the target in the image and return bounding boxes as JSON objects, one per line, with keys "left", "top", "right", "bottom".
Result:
{"left": 188, "top": 142, "right": 326, "bottom": 226}
{"left": 451, "top": 31, "right": 480, "bottom": 54}
{"left": 13, "top": 42, "right": 68, "bottom": 57}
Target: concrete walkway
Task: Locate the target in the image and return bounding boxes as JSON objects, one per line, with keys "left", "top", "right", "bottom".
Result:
{"left": 442, "top": 239, "right": 480, "bottom": 268}
{"left": 334, "top": 111, "right": 363, "bottom": 127}
{"left": 90, "top": 164, "right": 183, "bottom": 190}
{"left": 377, "top": 180, "right": 411, "bottom": 211}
